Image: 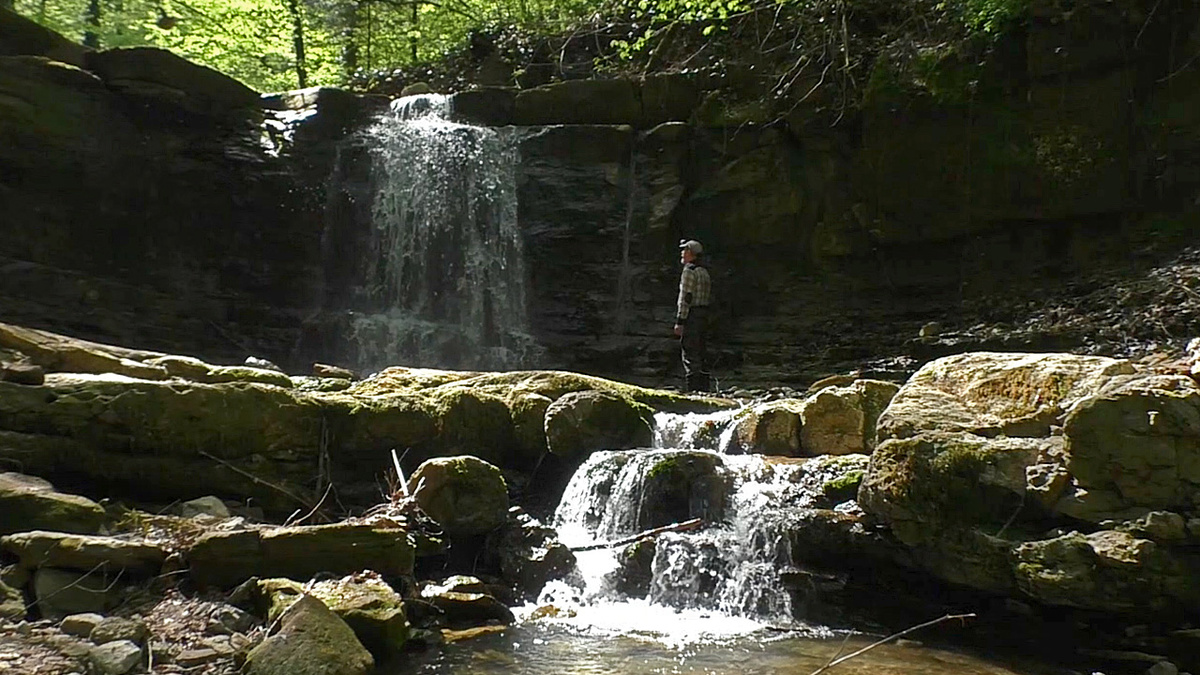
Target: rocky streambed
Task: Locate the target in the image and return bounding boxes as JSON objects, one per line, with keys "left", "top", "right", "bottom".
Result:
{"left": 2, "top": 320, "right": 1200, "bottom": 674}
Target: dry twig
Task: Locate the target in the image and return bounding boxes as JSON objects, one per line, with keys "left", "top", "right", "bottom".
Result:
{"left": 808, "top": 613, "right": 977, "bottom": 675}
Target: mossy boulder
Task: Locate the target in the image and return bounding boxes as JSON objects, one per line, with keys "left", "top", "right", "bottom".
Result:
{"left": 408, "top": 456, "right": 509, "bottom": 537}
{"left": 545, "top": 390, "right": 654, "bottom": 462}
{"left": 243, "top": 594, "right": 374, "bottom": 675}
{"left": 857, "top": 432, "right": 1054, "bottom": 546}
{"left": 513, "top": 79, "right": 641, "bottom": 126}
{"left": 508, "top": 391, "right": 552, "bottom": 468}
{"left": 487, "top": 509, "right": 575, "bottom": 598}
{"left": 1, "top": 531, "right": 166, "bottom": 576}
{"left": 0, "top": 472, "right": 105, "bottom": 535}
{"left": 258, "top": 575, "right": 408, "bottom": 659}
{"left": 630, "top": 451, "right": 730, "bottom": 532}
{"left": 424, "top": 388, "right": 514, "bottom": 465}
{"left": 0, "top": 571, "right": 25, "bottom": 620}
{"left": 85, "top": 47, "right": 261, "bottom": 117}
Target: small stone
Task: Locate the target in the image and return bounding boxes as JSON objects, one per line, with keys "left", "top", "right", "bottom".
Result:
{"left": 179, "top": 496, "right": 231, "bottom": 519}
{"left": 176, "top": 647, "right": 221, "bottom": 667}
{"left": 313, "top": 363, "right": 356, "bottom": 380}
{"left": 90, "top": 616, "right": 148, "bottom": 645}
{"left": 89, "top": 640, "right": 142, "bottom": 675}
{"left": 60, "top": 613, "right": 106, "bottom": 637}
{"left": 1147, "top": 662, "right": 1179, "bottom": 675}
{"left": 918, "top": 321, "right": 942, "bottom": 338}
{"left": 0, "top": 363, "right": 45, "bottom": 385}
{"left": 243, "top": 356, "right": 282, "bottom": 372}
{"left": 206, "top": 605, "right": 254, "bottom": 635}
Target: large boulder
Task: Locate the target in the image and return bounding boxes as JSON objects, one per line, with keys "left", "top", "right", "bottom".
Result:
{"left": 407, "top": 456, "right": 509, "bottom": 537}
{"left": 544, "top": 390, "right": 654, "bottom": 461}
{"left": 0, "top": 6, "right": 89, "bottom": 67}
{"left": 487, "top": 509, "right": 575, "bottom": 598}
{"left": 243, "top": 594, "right": 374, "bottom": 675}
{"left": 0, "top": 472, "right": 106, "bottom": 535}
{"left": 85, "top": 47, "right": 261, "bottom": 116}
{"left": 513, "top": 80, "right": 641, "bottom": 126}
{"left": 188, "top": 523, "right": 415, "bottom": 588}
{"left": 876, "top": 352, "right": 1131, "bottom": 442}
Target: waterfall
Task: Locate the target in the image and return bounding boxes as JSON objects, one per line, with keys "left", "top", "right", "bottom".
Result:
{"left": 350, "top": 94, "right": 539, "bottom": 373}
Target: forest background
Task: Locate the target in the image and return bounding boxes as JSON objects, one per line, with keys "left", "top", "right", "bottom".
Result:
{"left": 3, "top": 0, "right": 1035, "bottom": 96}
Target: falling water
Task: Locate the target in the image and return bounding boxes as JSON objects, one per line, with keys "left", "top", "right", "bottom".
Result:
{"left": 350, "top": 94, "right": 540, "bottom": 373}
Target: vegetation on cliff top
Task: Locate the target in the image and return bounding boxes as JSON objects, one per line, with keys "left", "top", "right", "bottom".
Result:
{"left": 11, "top": 0, "right": 1042, "bottom": 93}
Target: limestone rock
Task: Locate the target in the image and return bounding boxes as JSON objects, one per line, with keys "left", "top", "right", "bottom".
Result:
{"left": 1, "top": 531, "right": 165, "bottom": 576}
{"left": 89, "top": 640, "right": 142, "bottom": 675}
{"left": 545, "top": 390, "right": 654, "bottom": 461}
{"left": 727, "top": 399, "right": 804, "bottom": 456}
{"left": 243, "top": 594, "right": 374, "bottom": 675}
{"left": 187, "top": 522, "right": 415, "bottom": 588}
{"left": 178, "top": 496, "right": 230, "bottom": 519}
{"left": 449, "top": 87, "right": 515, "bottom": 126}
{"left": 0, "top": 322, "right": 168, "bottom": 380}
{"left": 1014, "top": 530, "right": 1200, "bottom": 611}
{"left": 876, "top": 352, "right": 1132, "bottom": 442}
{"left": 801, "top": 379, "right": 900, "bottom": 455}
{"left": 626, "top": 451, "right": 730, "bottom": 532}
{"left": 508, "top": 391, "right": 552, "bottom": 468}
{"left": 60, "top": 613, "right": 106, "bottom": 637}
{"left": 608, "top": 538, "right": 655, "bottom": 598}
{"left": 257, "top": 575, "right": 408, "bottom": 659}
{"left": 408, "top": 456, "right": 509, "bottom": 537}
{"left": 1062, "top": 373, "right": 1200, "bottom": 514}
{"left": 0, "top": 472, "right": 105, "bottom": 535}
{"left": 90, "top": 616, "right": 148, "bottom": 645}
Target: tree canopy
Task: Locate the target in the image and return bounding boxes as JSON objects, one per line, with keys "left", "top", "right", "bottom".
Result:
{"left": 11, "top": 0, "right": 1036, "bottom": 93}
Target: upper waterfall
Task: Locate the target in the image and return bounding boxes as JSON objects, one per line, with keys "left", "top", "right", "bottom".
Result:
{"left": 349, "top": 93, "right": 539, "bottom": 373}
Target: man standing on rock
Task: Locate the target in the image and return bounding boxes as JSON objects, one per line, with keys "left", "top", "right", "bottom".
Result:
{"left": 674, "top": 239, "right": 712, "bottom": 392}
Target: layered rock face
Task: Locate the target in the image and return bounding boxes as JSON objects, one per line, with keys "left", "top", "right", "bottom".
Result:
{"left": 3, "top": 4, "right": 1200, "bottom": 387}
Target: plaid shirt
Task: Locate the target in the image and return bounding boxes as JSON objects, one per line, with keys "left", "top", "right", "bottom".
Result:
{"left": 675, "top": 263, "right": 711, "bottom": 323}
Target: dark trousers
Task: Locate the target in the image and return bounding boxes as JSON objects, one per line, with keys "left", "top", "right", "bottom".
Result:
{"left": 680, "top": 307, "right": 711, "bottom": 392}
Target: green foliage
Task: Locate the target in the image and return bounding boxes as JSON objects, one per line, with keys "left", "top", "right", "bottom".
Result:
{"left": 955, "top": 0, "right": 1031, "bottom": 33}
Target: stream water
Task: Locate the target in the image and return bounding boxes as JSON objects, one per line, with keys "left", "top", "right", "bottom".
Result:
{"left": 390, "top": 411, "right": 1073, "bottom": 675}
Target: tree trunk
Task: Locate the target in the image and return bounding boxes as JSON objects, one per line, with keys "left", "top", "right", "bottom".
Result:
{"left": 339, "top": 0, "right": 359, "bottom": 82}
{"left": 83, "top": 0, "right": 102, "bottom": 48}
{"left": 409, "top": 0, "right": 417, "bottom": 62}
{"left": 285, "top": 0, "right": 308, "bottom": 88}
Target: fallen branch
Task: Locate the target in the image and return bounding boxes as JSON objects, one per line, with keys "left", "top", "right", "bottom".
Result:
{"left": 569, "top": 518, "right": 704, "bottom": 552}
{"left": 808, "top": 613, "right": 977, "bottom": 675}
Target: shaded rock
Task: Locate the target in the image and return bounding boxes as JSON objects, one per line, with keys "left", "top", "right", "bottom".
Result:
{"left": 33, "top": 567, "right": 117, "bottom": 617}
{"left": 257, "top": 575, "right": 409, "bottom": 659}
{"left": 876, "top": 352, "right": 1132, "bottom": 442}
{"left": 513, "top": 80, "right": 640, "bottom": 125}
{"left": 60, "top": 613, "right": 105, "bottom": 637}
{"left": 628, "top": 451, "right": 730, "bottom": 532}
{"left": 420, "top": 589, "right": 514, "bottom": 627}
{"left": 858, "top": 432, "right": 1053, "bottom": 546}
{"left": 545, "top": 390, "right": 654, "bottom": 461}
{"left": 449, "top": 87, "right": 515, "bottom": 126}
{"left": 0, "top": 570, "right": 24, "bottom": 620}
{"left": 801, "top": 379, "right": 900, "bottom": 455}
{"left": 90, "top": 616, "right": 148, "bottom": 645}
{"left": 85, "top": 47, "right": 260, "bottom": 116}
{"left": 0, "top": 6, "right": 90, "bottom": 67}
{"left": 608, "top": 538, "right": 655, "bottom": 598}
{"left": 408, "top": 455, "right": 509, "bottom": 537}
{"left": 641, "top": 73, "right": 702, "bottom": 126}
{"left": 727, "top": 399, "right": 805, "bottom": 455}
{"left": 0, "top": 472, "right": 105, "bottom": 535}
{"left": 187, "top": 522, "right": 415, "bottom": 588}
{"left": 243, "top": 594, "right": 374, "bottom": 675}
{"left": 424, "top": 388, "right": 514, "bottom": 464}
{"left": 2, "top": 531, "right": 165, "bottom": 576}
{"left": 488, "top": 508, "right": 575, "bottom": 598}
{"left": 89, "top": 640, "right": 142, "bottom": 675}
{"left": 178, "top": 495, "right": 230, "bottom": 519}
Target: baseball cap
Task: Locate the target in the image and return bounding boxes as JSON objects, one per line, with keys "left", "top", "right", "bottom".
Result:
{"left": 679, "top": 239, "right": 703, "bottom": 255}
